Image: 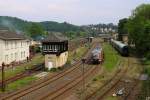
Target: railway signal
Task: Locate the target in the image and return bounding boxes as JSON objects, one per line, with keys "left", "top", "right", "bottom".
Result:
{"left": 81, "top": 58, "right": 86, "bottom": 100}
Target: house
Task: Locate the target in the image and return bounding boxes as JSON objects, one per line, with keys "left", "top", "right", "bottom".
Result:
{"left": 42, "top": 32, "right": 68, "bottom": 70}
{"left": 0, "top": 30, "right": 30, "bottom": 66}
{"left": 121, "top": 34, "right": 128, "bottom": 44}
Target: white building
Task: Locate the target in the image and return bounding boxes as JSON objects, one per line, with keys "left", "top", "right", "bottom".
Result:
{"left": 0, "top": 30, "right": 30, "bottom": 66}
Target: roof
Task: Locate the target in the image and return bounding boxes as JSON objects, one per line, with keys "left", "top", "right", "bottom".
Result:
{"left": 0, "top": 30, "right": 27, "bottom": 40}
{"left": 111, "top": 39, "right": 127, "bottom": 48}
{"left": 42, "top": 32, "right": 68, "bottom": 42}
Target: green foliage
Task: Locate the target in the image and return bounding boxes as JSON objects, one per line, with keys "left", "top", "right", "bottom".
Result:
{"left": 103, "top": 43, "right": 120, "bottom": 71}
{"left": 28, "top": 23, "right": 44, "bottom": 38}
{"left": 118, "top": 18, "right": 128, "bottom": 40}
{"left": 120, "top": 4, "right": 150, "bottom": 58}
{"left": 0, "top": 16, "right": 84, "bottom": 38}
{"left": 6, "top": 76, "right": 36, "bottom": 91}
{"left": 50, "top": 68, "right": 57, "bottom": 72}
{"left": 41, "top": 21, "right": 82, "bottom": 33}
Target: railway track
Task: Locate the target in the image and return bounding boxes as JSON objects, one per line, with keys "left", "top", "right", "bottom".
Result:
{"left": 86, "top": 58, "right": 128, "bottom": 100}
{"left": 0, "top": 40, "right": 94, "bottom": 87}
{"left": 0, "top": 63, "right": 44, "bottom": 86}
{"left": 1, "top": 62, "right": 83, "bottom": 100}
{"left": 39, "top": 65, "right": 99, "bottom": 100}
{"left": 86, "top": 57, "right": 143, "bottom": 100}
{"left": 1, "top": 41, "right": 98, "bottom": 100}
{"left": 123, "top": 71, "right": 142, "bottom": 100}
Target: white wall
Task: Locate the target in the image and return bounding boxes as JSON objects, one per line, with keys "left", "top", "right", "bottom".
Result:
{"left": 0, "top": 39, "right": 30, "bottom": 66}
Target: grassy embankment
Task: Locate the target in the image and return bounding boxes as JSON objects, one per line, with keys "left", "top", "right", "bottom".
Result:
{"left": 0, "top": 54, "right": 44, "bottom": 92}
{"left": 103, "top": 43, "right": 120, "bottom": 71}
{"left": 0, "top": 54, "right": 44, "bottom": 80}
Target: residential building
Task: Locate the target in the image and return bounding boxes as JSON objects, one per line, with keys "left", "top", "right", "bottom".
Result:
{"left": 0, "top": 30, "right": 30, "bottom": 66}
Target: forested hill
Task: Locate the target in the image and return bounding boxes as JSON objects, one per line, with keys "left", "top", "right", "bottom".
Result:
{"left": 0, "top": 16, "right": 81, "bottom": 32}
{"left": 0, "top": 16, "right": 117, "bottom": 39}
{"left": 40, "top": 21, "right": 81, "bottom": 32}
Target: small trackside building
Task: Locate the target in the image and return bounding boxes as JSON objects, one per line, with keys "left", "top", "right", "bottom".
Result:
{"left": 42, "top": 32, "right": 68, "bottom": 70}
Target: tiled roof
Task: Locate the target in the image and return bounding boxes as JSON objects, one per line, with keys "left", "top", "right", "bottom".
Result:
{"left": 0, "top": 30, "right": 26, "bottom": 40}
{"left": 42, "top": 32, "right": 68, "bottom": 42}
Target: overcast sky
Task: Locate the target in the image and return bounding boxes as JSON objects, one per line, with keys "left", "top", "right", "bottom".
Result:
{"left": 0, "top": 0, "right": 149, "bottom": 25}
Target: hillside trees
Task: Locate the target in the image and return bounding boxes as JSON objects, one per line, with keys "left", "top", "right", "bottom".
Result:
{"left": 28, "top": 23, "right": 44, "bottom": 39}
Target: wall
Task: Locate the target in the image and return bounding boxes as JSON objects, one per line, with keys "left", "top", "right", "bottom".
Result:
{"left": 45, "top": 51, "right": 68, "bottom": 70}
{"left": 0, "top": 39, "right": 30, "bottom": 66}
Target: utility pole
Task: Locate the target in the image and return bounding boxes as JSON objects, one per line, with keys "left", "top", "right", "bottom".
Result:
{"left": 81, "top": 58, "right": 86, "bottom": 100}
{"left": 1, "top": 62, "right": 5, "bottom": 91}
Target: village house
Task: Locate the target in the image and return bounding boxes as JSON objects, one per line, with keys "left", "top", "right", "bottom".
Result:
{"left": 0, "top": 30, "right": 30, "bottom": 66}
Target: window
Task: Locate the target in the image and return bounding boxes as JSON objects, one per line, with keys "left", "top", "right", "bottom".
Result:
{"left": 11, "top": 42, "right": 13, "bottom": 49}
{"left": 24, "top": 51, "right": 25, "bottom": 57}
{"left": 15, "top": 41, "right": 17, "bottom": 48}
{"left": 5, "top": 41, "right": 8, "bottom": 50}
{"left": 11, "top": 53, "right": 13, "bottom": 61}
{"left": 21, "top": 52, "right": 23, "bottom": 58}
{"left": 15, "top": 52, "right": 17, "bottom": 60}
{"left": 21, "top": 41, "right": 23, "bottom": 47}
{"left": 5, "top": 55, "right": 8, "bottom": 62}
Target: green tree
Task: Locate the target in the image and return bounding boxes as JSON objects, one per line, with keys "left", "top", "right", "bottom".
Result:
{"left": 118, "top": 18, "right": 128, "bottom": 40}
{"left": 126, "top": 4, "right": 150, "bottom": 57}
{"left": 28, "top": 23, "right": 44, "bottom": 38}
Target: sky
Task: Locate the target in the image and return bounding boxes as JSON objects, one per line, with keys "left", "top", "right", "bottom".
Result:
{"left": 0, "top": 0, "right": 149, "bottom": 25}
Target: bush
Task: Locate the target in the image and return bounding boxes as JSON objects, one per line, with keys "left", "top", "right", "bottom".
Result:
{"left": 58, "top": 67, "right": 63, "bottom": 70}
{"left": 146, "top": 52, "right": 150, "bottom": 60}
{"left": 93, "top": 78, "right": 97, "bottom": 81}
{"left": 50, "top": 68, "right": 57, "bottom": 72}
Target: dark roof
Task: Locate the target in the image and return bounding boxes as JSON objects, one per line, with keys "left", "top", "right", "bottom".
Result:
{"left": 0, "top": 30, "right": 27, "bottom": 40}
{"left": 42, "top": 32, "right": 68, "bottom": 42}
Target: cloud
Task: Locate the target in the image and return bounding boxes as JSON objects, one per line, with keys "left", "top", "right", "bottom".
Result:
{"left": 0, "top": 0, "right": 149, "bottom": 25}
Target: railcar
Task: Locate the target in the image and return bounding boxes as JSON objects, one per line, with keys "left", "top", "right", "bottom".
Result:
{"left": 110, "top": 39, "right": 129, "bottom": 56}
{"left": 91, "top": 46, "right": 104, "bottom": 64}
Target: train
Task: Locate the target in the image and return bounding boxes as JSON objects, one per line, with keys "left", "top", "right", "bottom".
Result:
{"left": 110, "top": 39, "right": 129, "bottom": 56}
{"left": 91, "top": 46, "right": 104, "bottom": 64}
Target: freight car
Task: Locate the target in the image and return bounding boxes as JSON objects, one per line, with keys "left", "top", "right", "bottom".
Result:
{"left": 110, "top": 39, "right": 129, "bottom": 56}
{"left": 91, "top": 46, "right": 104, "bottom": 64}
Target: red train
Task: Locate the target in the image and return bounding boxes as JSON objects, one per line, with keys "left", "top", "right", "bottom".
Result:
{"left": 91, "top": 46, "right": 104, "bottom": 64}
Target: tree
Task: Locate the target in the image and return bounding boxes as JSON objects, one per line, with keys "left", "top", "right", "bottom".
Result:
{"left": 118, "top": 18, "right": 128, "bottom": 40}
{"left": 28, "top": 23, "right": 44, "bottom": 38}
{"left": 126, "top": 4, "right": 150, "bottom": 57}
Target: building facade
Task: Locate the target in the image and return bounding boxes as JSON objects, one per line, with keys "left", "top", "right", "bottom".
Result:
{"left": 42, "top": 32, "right": 68, "bottom": 70}
{"left": 0, "top": 30, "right": 30, "bottom": 66}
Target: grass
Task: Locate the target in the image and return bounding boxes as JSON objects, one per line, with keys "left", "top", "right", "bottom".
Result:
{"left": 103, "top": 43, "right": 120, "bottom": 71}
{"left": 0, "top": 54, "right": 44, "bottom": 80}
{"left": 0, "top": 76, "right": 37, "bottom": 92}
{"left": 105, "top": 96, "right": 118, "bottom": 100}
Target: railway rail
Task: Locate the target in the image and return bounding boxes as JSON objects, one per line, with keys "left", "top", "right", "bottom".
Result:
{"left": 86, "top": 58, "right": 128, "bottom": 100}
{"left": 123, "top": 71, "right": 142, "bottom": 100}
{"left": 1, "top": 41, "right": 98, "bottom": 100}
{"left": 39, "top": 65, "right": 99, "bottom": 100}
{"left": 0, "top": 63, "right": 44, "bottom": 86}
{"left": 0, "top": 39, "right": 94, "bottom": 87}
